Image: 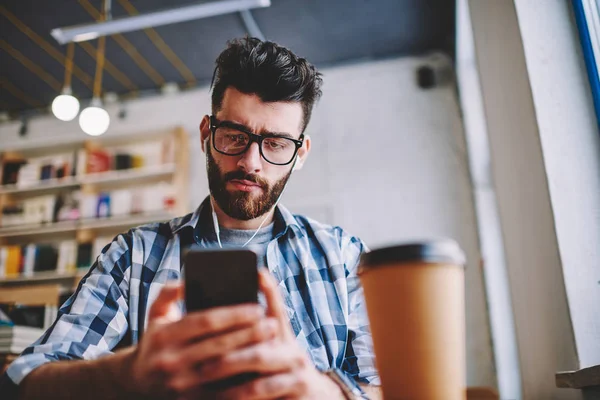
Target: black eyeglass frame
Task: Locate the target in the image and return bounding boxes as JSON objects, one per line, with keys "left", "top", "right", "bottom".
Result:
{"left": 209, "top": 115, "right": 304, "bottom": 166}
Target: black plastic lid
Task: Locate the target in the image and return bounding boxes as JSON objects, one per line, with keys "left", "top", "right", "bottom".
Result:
{"left": 360, "top": 239, "right": 466, "bottom": 268}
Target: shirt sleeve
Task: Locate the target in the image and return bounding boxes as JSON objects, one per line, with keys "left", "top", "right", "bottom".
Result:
{"left": 340, "top": 234, "right": 381, "bottom": 386}
{"left": 1, "top": 232, "right": 132, "bottom": 389}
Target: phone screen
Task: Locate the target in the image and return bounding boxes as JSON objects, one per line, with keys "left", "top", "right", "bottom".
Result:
{"left": 183, "top": 249, "right": 259, "bottom": 312}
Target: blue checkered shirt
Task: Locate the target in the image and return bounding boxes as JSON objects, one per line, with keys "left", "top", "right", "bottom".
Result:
{"left": 1, "top": 198, "right": 379, "bottom": 396}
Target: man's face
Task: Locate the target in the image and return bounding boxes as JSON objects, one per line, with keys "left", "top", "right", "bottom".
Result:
{"left": 201, "top": 87, "right": 308, "bottom": 221}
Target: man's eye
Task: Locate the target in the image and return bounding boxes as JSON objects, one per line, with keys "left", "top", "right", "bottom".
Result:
{"left": 264, "top": 138, "right": 289, "bottom": 150}
{"left": 227, "top": 134, "right": 247, "bottom": 143}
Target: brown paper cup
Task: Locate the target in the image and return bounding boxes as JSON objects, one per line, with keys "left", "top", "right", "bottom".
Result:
{"left": 359, "top": 240, "right": 466, "bottom": 400}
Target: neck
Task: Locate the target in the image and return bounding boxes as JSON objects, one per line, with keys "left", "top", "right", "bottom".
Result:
{"left": 210, "top": 196, "right": 275, "bottom": 230}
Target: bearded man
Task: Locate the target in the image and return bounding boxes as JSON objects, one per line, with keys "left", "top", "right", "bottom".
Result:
{"left": 1, "top": 37, "right": 381, "bottom": 400}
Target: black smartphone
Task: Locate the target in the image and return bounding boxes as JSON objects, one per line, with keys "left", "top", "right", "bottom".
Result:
{"left": 183, "top": 248, "right": 259, "bottom": 312}
{"left": 183, "top": 249, "right": 261, "bottom": 390}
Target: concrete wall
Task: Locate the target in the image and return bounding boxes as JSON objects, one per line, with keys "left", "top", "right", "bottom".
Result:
{"left": 0, "top": 56, "right": 496, "bottom": 387}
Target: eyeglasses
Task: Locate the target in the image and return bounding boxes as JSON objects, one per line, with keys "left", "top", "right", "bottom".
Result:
{"left": 209, "top": 115, "right": 304, "bottom": 166}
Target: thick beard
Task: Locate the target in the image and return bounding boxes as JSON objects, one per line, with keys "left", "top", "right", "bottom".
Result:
{"left": 206, "top": 148, "right": 292, "bottom": 221}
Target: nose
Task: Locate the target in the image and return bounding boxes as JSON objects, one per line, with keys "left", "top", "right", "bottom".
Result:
{"left": 237, "top": 142, "right": 262, "bottom": 173}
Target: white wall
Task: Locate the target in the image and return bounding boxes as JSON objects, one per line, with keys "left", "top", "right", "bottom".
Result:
{"left": 514, "top": 0, "right": 600, "bottom": 369}
{"left": 457, "top": 0, "right": 522, "bottom": 397}
{"left": 0, "top": 56, "right": 496, "bottom": 387}
{"left": 467, "top": 1, "right": 582, "bottom": 398}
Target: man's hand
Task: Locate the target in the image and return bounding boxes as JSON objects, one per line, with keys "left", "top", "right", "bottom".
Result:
{"left": 126, "top": 282, "right": 278, "bottom": 399}
{"left": 194, "top": 270, "right": 348, "bottom": 400}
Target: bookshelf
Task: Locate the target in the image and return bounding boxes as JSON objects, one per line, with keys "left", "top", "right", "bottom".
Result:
{"left": 0, "top": 127, "right": 190, "bottom": 300}
{"left": 0, "top": 211, "right": 173, "bottom": 238}
{"left": 0, "top": 163, "right": 176, "bottom": 196}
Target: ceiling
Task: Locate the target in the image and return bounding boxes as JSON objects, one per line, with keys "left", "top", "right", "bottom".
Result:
{"left": 0, "top": 0, "right": 455, "bottom": 116}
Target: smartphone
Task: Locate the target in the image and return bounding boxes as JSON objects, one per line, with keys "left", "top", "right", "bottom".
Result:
{"left": 183, "top": 248, "right": 259, "bottom": 312}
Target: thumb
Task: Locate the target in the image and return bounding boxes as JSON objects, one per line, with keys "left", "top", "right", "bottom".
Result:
{"left": 148, "top": 281, "right": 184, "bottom": 326}
{"left": 258, "top": 269, "right": 295, "bottom": 340}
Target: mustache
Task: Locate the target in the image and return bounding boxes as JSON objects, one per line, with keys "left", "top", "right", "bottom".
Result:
{"left": 223, "top": 171, "right": 268, "bottom": 188}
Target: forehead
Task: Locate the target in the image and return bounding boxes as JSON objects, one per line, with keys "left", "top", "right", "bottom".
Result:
{"left": 217, "top": 87, "right": 303, "bottom": 137}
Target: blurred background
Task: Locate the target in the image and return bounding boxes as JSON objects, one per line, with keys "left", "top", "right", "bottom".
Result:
{"left": 1, "top": 1, "right": 599, "bottom": 399}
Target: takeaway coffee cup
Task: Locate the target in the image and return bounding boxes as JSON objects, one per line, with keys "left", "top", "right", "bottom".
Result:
{"left": 359, "top": 239, "right": 466, "bottom": 400}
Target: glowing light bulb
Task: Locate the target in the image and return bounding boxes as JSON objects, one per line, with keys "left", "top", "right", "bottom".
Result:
{"left": 79, "top": 98, "right": 110, "bottom": 136}
{"left": 51, "top": 89, "right": 80, "bottom": 121}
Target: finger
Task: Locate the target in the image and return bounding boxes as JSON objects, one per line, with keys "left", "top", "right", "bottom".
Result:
{"left": 148, "top": 281, "right": 184, "bottom": 325}
{"left": 165, "top": 369, "right": 202, "bottom": 398}
{"left": 218, "top": 372, "right": 305, "bottom": 400}
{"left": 197, "top": 341, "right": 307, "bottom": 384}
{"left": 181, "top": 318, "right": 278, "bottom": 365}
{"left": 168, "top": 304, "right": 265, "bottom": 343}
{"left": 165, "top": 370, "right": 219, "bottom": 400}
{"left": 258, "top": 270, "right": 294, "bottom": 340}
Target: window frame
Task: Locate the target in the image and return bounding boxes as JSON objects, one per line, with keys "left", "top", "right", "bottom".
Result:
{"left": 573, "top": 0, "right": 600, "bottom": 130}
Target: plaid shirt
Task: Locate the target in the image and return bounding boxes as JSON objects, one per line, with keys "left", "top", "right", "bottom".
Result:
{"left": 1, "top": 198, "right": 379, "bottom": 396}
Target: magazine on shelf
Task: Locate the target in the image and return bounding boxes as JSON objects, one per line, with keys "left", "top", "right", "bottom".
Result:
{"left": 0, "top": 325, "right": 44, "bottom": 354}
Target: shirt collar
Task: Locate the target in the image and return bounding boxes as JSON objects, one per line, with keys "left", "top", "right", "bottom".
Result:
{"left": 170, "top": 196, "right": 304, "bottom": 239}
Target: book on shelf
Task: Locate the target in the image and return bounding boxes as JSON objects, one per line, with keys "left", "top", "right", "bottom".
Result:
{"left": 76, "top": 138, "right": 172, "bottom": 177}
{"left": 0, "top": 324, "right": 46, "bottom": 354}
{"left": 56, "top": 240, "right": 77, "bottom": 274}
{"left": 0, "top": 236, "right": 118, "bottom": 279}
{"left": 1, "top": 160, "right": 26, "bottom": 186}
{"left": 3, "top": 153, "right": 77, "bottom": 189}
{"left": 1, "top": 183, "right": 176, "bottom": 229}
{"left": 55, "top": 191, "right": 81, "bottom": 222}
{"left": 0, "top": 241, "right": 77, "bottom": 279}
{"left": 1, "top": 195, "right": 56, "bottom": 228}
{"left": 84, "top": 148, "right": 112, "bottom": 174}
{"left": 0, "top": 303, "right": 57, "bottom": 331}
{"left": 0, "top": 246, "right": 22, "bottom": 277}
{"left": 0, "top": 325, "right": 45, "bottom": 340}
{"left": 76, "top": 243, "right": 93, "bottom": 270}
{"left": 0, "top": 297, "right": 59, "bottom": 354}
{"left": 1, "top": 138, "right": 173, "bottom": 190}
{"left": 22, "top": 244, "right": 36, "bottom": 277}
{"left": 0, "top": 337, "right": 40, "bottom": 354}
{"left": 19, "top": 244, "right": 59, "bottom": 277}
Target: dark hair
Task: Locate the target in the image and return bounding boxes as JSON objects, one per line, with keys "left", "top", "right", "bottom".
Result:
{"left": 211, "top": 37, "right": 323, "bottom": 133}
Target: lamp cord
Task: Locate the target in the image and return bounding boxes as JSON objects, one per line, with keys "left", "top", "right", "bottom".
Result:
{"left": 64, "top": 42, "right": 74, "bottom": 90}
{"left": 93, "top": 3, "right": 107, "bottom": 99}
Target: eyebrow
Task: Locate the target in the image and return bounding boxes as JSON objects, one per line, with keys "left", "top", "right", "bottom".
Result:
{"left": 223, "top": 120, "right": 296, "bottom": 139}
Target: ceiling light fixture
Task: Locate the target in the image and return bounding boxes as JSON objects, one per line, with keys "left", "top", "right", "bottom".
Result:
{"left": 79, "top": 1, "right": 109, "bottom": 136}
{"left": 51, "top": 0, "right": 271, "bottom": 44}
{"left": 51, "top": 42, "right": 80, "bottom": 121}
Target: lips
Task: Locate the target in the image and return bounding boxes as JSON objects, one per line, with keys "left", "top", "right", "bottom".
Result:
{"left": 228, "top": 179, "right": 263, "bottom": 192}
{"left": 230, "top": 179, "right": 260, "bottom": 187}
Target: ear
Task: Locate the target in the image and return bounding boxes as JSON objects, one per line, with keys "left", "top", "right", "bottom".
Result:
{"left": 293, "top": 135, "right": 311, "bottom": 171}
{"left": 200, "top": 115, "right": 211, "bottom": 153}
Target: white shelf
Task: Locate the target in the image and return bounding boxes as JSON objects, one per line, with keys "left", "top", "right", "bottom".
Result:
{"left": 1, "top": 129, "right": 175, "bottom": 155}
{"left": 0, "top": 212, "right": 173, "bottom": 238}
{"left": 80, "top": 163, "right": 176, "bottom": 185}
{"left": 0, "top": 164, "right": 176, "bottom": 196}
{"left": 0, "top": 269, "right": 88, "bottom": 285}
{"left": 1, "top": 137, "right": 85, "bottom": 156}
{"left": 0, "top": 177, "right": 79, "bottom": 195}
{"left": 78, "top": 212, "right": 173, "bottom": 230}
{"left": 0, "top": 221, "right": 78, "bottom": 237}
